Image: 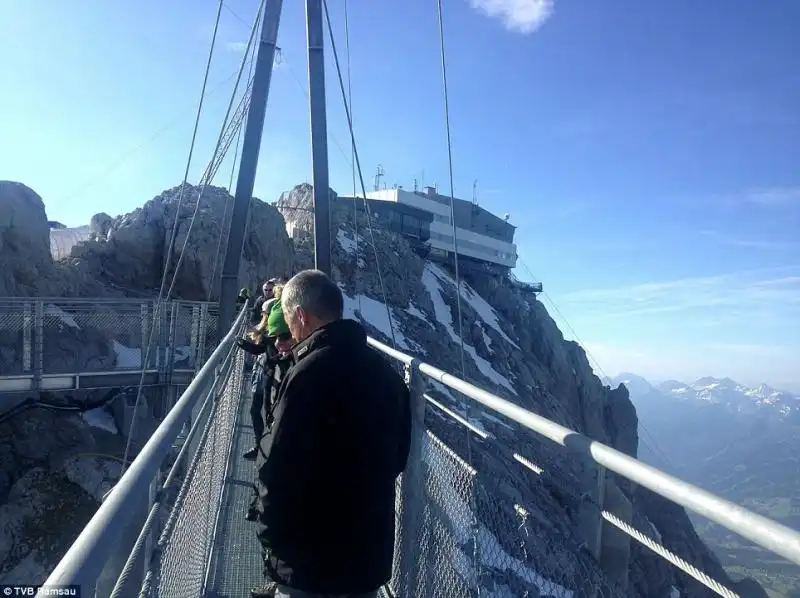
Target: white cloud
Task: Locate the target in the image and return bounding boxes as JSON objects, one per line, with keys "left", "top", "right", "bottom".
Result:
{"left": 559, "top": 266, "right": 800, "bottom": 323}
{"left": 467, "top": 0, "right": 554, "bottom": 34}
{"left": 226, "top": 41, "right": 248, "bottom": 53}
{"left": 698, "top": 229, "right": 800, "bottom": 250}
{"left": 742, "top": 186, "right": 800, "bottom": 207}
{"left": 555, "top": 269, "right": 800, "bottom": 388}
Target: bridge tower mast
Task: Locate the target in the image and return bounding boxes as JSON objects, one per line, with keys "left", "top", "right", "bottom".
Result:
{"left": 218, "top": 0, "right": 333, "bottom": 331}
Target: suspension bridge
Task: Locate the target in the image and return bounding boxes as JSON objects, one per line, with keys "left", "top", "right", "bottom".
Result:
{"left": 3, "top": 0, "right": 799, "bottom": 597}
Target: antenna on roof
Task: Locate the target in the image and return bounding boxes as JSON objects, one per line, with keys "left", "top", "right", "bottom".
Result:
{"left": 374, "top": 165, "right": 385, "bottom": 191}
{"left": 472, "top": 179, "right": 478, "bottom": 206}
{"left": 413, "top": 178, "right": 418, "bottom": 192}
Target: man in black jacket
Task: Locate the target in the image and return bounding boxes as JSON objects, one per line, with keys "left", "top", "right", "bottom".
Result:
{"left": 252, "top": 279, "right": 277, "bottom": 325}
{"left": 255, "top": 270, "right": 411, "bottom": 598}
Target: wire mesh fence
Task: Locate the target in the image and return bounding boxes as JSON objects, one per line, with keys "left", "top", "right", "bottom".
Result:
{"left": 388, "top": 429, "right": 628, "bottom": 598}
{"left": 141, "top": 344, "right": 245, "bottom": 598}
{"left": 0, "top": 300, "right": 27, "bottom": 374}
{"left": 400, "top": 391, "right": 759, "bottom": 598}
{"left": 0, "top": 298, "right": 217, "bottom": 377}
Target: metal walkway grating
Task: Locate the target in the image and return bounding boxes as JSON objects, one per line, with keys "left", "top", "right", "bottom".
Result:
{"left": 205, "top": 385, "right": 265, "bottom": 597}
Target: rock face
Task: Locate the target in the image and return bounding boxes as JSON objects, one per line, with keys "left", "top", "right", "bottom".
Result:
{"left": 0, "top": 407, "right": 124, "bottom": 583}
{"left": 0, "top": 182, "right": 58, "bottom": 297}
{"left": 0, "top": 181, "right": 294, "bottom": 301}
{"left": 280, "top": 185, "right": 765, "bottom": 598}
{"left": 67, "top": 184, "right": 295, "bottom": 300}
{"left": 0, "top": 468, "right": 100, "bottom": 584}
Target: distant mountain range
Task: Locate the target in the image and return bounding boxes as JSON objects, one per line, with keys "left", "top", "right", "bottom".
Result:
{"left": 604, "top": 373, "right": 800, "bottom": 597}
{"left": 606, "top": 373, "right": 800, "bottom": 420}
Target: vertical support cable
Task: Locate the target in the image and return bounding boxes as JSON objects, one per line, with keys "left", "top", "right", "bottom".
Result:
{"left": 344, "top": 0, "right": 362, "bottom": 313}
{"left": 123, "top": 0, "right": 225, "bottom": 476}
{"left": 435, "top": 0, "right": 482, "bottom": 591}
{"left": 435, "top": 0, "right": 467, "bottom": 385}
{"left": 320, "top": 0, "right": 397, "bottom": 349}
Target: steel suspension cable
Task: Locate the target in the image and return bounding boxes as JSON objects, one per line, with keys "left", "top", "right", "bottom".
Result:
{"left": 59, "top": 70, "right": 240, "bottom": 208}
{"left": 517, "top": 258, "right": 677, "bottom": 470}
{"left": 210, "top": 6, "right": 262, "bottom": 302}
{"left": 165, "top": 0, "right": 265, "bottom": 302}
{"left": 121, "top": 0, "right": 263, "bottom": 475}
{"left": 436, "top": 0, "right": 482, "bottom": 591}
{"left": 121, "top": 0, "right": 225, "bottom": 475}
{"left": 435, "top": 0, "right": 467, "bottom": 386}
{"left": 322, "top": 0, "right": 397, "bottom": 349}
{"left": 344, "top": 0, "right": 362, "bottom": 314}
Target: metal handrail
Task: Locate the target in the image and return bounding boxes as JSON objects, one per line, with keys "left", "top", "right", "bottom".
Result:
{"left": 0, "top": 297, "right": 219, "bottom": 307}
{"left": 43, "top": 306, "right": 248, "bottom": 589}
{"left": 367, "top": 335, "right": 800, "bottom": 567}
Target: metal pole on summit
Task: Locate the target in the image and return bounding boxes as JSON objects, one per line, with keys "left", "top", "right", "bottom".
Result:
{"left": 306, "top": 0, "right": 333, "bottom": 276}
{"left": 218, "top": 0, "right": 284, "bottom": 333}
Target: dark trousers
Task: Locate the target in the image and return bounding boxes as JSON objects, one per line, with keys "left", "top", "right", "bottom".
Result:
{"left": 250, "top": 389, "right": 265, "bottom": 444}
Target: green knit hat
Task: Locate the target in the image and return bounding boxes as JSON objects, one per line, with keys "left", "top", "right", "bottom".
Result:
{"left": 267, "top": 300, "right": 290, "bottom": 338}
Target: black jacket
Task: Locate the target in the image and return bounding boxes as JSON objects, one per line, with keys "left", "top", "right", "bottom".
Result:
{"left": 256, "top": 319, "right": 411, "bottom": 594}
{"left": 238, "top": 337, "right": 278, "bottom": 395}
{"left": 261, "top": 352, "right": 291, "bottom": 432}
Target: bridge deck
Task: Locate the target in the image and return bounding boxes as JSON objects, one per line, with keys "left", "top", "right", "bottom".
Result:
{"left": 205, "top": 388, "right": 264, "bottom": 597}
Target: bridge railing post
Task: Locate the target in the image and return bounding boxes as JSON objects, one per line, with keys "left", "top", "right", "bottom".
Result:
{"left": 190, "top": 304, "right": 201, "bottom": 368}
{"left": 140, "top": 302, "right": 149, "bottom": 370}
{"left": 166, "top": 302, "right": 177, "bottom": 375}
{"left": 143, "top": 473, "right": 161, "bottom": 586}
{"left": 397, "top": 359, "right": 427, "bottom": 597}
{"left": 197, "top": 304, "right": 210, "bottom": 368}
{"left": 598, "top": 475, "right": 632, "bottom": 591}
{"left": 33, "top": 301, "right": 43, "bottom": 388}
{"left": 22, "top": 302, "right": 32, "bottom": 373}
{"left": 579, "top": 463, "right": 606, "bottom": 561}
{"left": 164, "top": 302, "right": 178, "bottom": 415}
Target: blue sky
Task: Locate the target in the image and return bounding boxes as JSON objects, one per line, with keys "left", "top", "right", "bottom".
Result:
{"left": 1, "top": 0, "right": 798, "bottom": 390}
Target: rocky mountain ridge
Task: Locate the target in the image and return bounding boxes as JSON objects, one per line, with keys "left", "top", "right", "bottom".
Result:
{"left": 661, "top": 376, "right": 795, "bottom": 419}
{"left": 0, "top": 180, "right": 767, "bottom": 597}
{"left": 0, "top": 180, "right": 294, "bottom": 299}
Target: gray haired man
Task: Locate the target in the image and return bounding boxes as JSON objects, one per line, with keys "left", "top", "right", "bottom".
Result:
{"left": 254, "top": 269, "right": 411, "bottom": 598}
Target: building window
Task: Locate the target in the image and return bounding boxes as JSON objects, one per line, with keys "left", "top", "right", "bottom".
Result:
{"left": 401, "top": 214, "right": 421, "bottom": 238}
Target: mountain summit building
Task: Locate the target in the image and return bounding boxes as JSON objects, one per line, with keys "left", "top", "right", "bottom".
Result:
{"left": 339, "top": 186, "right": 518, "bottom": 274}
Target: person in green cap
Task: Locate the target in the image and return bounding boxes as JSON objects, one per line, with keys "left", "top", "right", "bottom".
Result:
{"left": 256, "top": 300, "right": 294, "bottom": 448}
{"left": 236, "top": 298, "right": 295, "bottom": 462}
